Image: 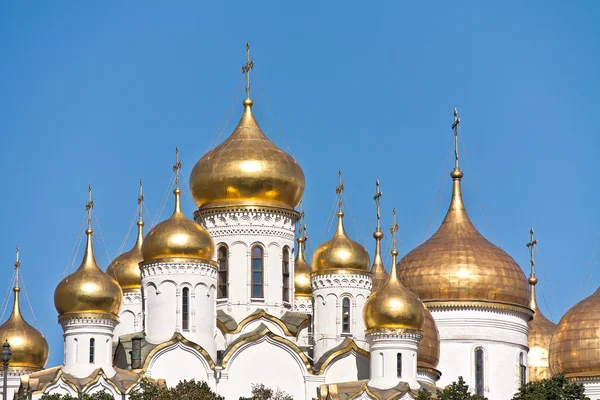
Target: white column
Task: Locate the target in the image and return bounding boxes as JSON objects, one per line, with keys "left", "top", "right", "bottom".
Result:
{"left": 367, "top": 330, "right": 422, "bottom": 390}
{"left": 61, "top": 316, "right": 117, "bottom": 378}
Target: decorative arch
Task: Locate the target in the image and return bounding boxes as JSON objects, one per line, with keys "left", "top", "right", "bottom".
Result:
{"left": 315, "top": 339, "right": 370, "bottom": 375}
{"left": 217, "top": 309, "right": 302, "bottom": 337}
{"left": 143, "top": 332, "right": 215, "bottom": 371}
{"left": 82, "top": 371, "right": 121, "bottom": 396}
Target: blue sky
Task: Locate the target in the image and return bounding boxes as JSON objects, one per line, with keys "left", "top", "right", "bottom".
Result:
{"left": 0, "top": 1, "right": 599, "bottom": 367}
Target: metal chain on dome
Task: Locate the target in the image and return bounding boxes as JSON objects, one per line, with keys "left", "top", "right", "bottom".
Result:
{"left": 343, "top": 194, "right": 367, "bottom": 247}
{"left": 0, "top": 269, "right": 16, "bottom": 321}
{"left": 62, "top": 214, "right": 87, "bottom": 277}
{"left": 115, "top": 208, "right": 139, "bottom": 258}
{"left": 575, "top": 235, "right": 600, "bottom": 303}
{"left": 205, "top": 75, "right": 244, "bottom": 154}
{"left": 531, "top": 244, "right": 558, "bottom": 321}
{"left": 151, "top": 172, "right": 176, "bottom": 228}
{"left": 18, "top": 274, "right": 38, "bottom": 326}
{"left": 93, "top": 211, "right": 112, "bottom": 265}
{"left": 179, "top": 167, "right": 198, "bottom": 211}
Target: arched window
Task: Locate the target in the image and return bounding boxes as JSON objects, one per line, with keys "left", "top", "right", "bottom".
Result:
{"left": 282, "top": 247, "right": 290, "bottom": 302}
{"left": 182, "top": 287, "right": 190, "bottom": 331}
{"left": 475, "top": 347, "right": 484, "bottom": 396}
{"left": 342, "top": 297, "right": 351, "bottom": 334}
{"left": 89, "top": 338, "right": 95, "bottom": 364}
{"left": 251, "top": 246, "right": 264, "bottom": 299}
{"left": 397, "top": 353, "right": 402, "bottom": 378}
{"left": 519, "top": 352, "right": 526, "bottom": 387}
{"left": 217, "top": 246, "right": 228, "bottom": 299}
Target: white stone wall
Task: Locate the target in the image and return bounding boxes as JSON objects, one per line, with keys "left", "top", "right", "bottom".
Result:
{"left": 311, "top": 272, "right": 372, "bottom": 361}
{"left": 196, "top": 208, "right": 299, "bottom": 322}
{"left": 293, "top": 296, "right": 313, "bottom": 314}
{"left": 0, "top": 369, "right": 34, "bottom": 400}
{"left": 583, "top": 379, "right": 600, "bottom": 400}
{"left": 61, "top": 316, "right": 118, "bottom": 378}
{"left": 429, "top": 304, "right": 531, "bottom": 400}
{"left": 113, "top": 289, "right": 142, "bottom": 340}
{"left": 140, "top": 260, "right": 218, "bottom": 360}
{"left": 367, "top": 331, "right": 422, "bottom": 390}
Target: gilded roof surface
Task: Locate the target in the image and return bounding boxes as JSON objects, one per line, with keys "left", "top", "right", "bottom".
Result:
{"left": 107, "top": 221, "right": 144, "bottom": 290}
{"left": 419, "top": 306, "right": 440, "bottom": 369}
{"left": 398, "top": 170, "right": 530, "bottom": 306}
{"left": 189, "top": 98, "right": 305, "bottom": 211}
{"left": 528, "top": 284, "right": 556, "bottom": 381}
{"left": 549, "top": 287, "right": 600, "bottom": 376}
{"left": 370, "top": 230, "right": 389, "bottom": 293}
{"left": 294, "top": 236, "right": 312, "bottom": 297}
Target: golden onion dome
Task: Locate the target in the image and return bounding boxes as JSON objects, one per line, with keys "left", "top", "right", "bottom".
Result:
{"left": 312, "top": 211, "right": 370, "bottom": 274}
{"left": 54, "top": 228, "right": 123, "bottom": 319}
{"left": 107, "top": 220, "right": 144, "bottom": 291}
{"left": 142, "top": 188, "right": 215, "bottom": 262}
{"left": 548, "top": 287, "right": 600, "bottom": 377}
{"left": 189, "top": 98, "right": 305, "bottom": 211}
{"left": 528, "top": 277, "right": 556, "bottom": 381}
{"left": 363, "top": 247, "right": 425, "bottom": 332}
{"left": 418, "top": 306, "right": 440, "bottom": 368}
{"left": 0, "top": 253, "right": 49, "bottom": 370}
{"left": 397, "top": 168, "right": 530, "bottom": 307}
{"left": 370, "top": 229, "right": 389, "bottom": 292}
{"left": 294, "top": 235, "right": 312, "bottom": 298}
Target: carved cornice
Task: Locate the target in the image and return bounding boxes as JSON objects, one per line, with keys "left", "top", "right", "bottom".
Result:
{"left": 58, "top": 313, "right": 119, "bottom": 325}
{"left": 195, "top": 205, "right": 300, "bottom": 221}
{"left": 140, "top": 260, "right": 218, "bottom": 279}
{"left": 426, "top": 300, "right": 533, "bottom": 319}
{"left": 311, "top": 273, "right": 372, "bottom": 291}
{"left": 195, "top": 209, "right": 297, "bottom": 240}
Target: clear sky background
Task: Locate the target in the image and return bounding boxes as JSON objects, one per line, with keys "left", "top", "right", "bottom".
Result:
{"left": 0, "top": 1, "right": 599, "bottom": 367}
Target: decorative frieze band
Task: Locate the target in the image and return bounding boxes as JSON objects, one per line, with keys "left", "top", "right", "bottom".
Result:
{"left": 140, "top": 261, "right": 218, "bottom": 279}
{"left": 311, "top": 273, "right": 373, "bottom": 291}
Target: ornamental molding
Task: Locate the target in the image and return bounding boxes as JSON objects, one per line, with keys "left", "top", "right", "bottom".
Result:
{"left": 59, "top": 314, "right": 119, "bottom": 327}
{"left": 293, "top": 297, "right": 313, "bottom": 314}
{"left": 366, "top": 330, "right": 423, "bottom": 342}
{"left": 123, "top": 291, "right": 142, "bottom": 304}
{"left": 433, "top": 317, "right": 528, "bottom": 335}
{"left": 205, "top": 227, "right": 295, "bottom": 240}
{"left": 426, "top": 300, "right": 533, "bottom": 320}
{"left": 195, "top": 206, "right": 300, "bottom": 222}
{"left": 311, "top": 274, "right": 372, "bottom": 291}
{"left": 140, "top": 261, "right": 218, "bottom": 279}
{"left": 196, "top": 209, "right": 296, "bottom": 236}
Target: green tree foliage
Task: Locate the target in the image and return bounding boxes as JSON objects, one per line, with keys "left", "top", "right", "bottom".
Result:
{"left": 415, "top": 377, "right": 487, "bottom": 400}
{"left": 512, "top": 374, "right": 589, "bottom": 400}
{"left": 129, "top": 379, "right": 224, "bottom": 400}
{"left": 238, "top": 383, "right": 293, "bottom": 400}
{"left": 40, "top": 392, "right": 114, "bottom": 400}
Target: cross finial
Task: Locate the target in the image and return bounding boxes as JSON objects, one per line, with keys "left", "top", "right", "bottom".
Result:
{"left": 173, "top": 147, "right": 182, "bottom": 189}
{"left": 374, "top": 179, "right": 382, "bottom": 230}
{"left": 303, "top": 224, "right": 308, "bottom": 243}
{"left": 451, "top": 108, "right": 461, "bottom": 170}
{"left": 14, "top": 245, "right": 20, "bottom": 289}
{"left": 85, "top": 185, "right": 94, "bottom": 230}
{"left": 335, "top": 170, "right": 344, "bottom": 211}
{"left": 526, "top": 228, "right": 538, "bottom": 283}
{"left": 242, "top": 42, "right": 255, "bottom": 99}
{"left": 138, "top": 180, "right": 144, "bottom": 223}
{"left": 390, "top": 208, "right": 399, "bottom": 250}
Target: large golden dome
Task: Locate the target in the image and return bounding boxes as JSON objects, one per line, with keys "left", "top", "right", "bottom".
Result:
{"left": 528, "top": 276, "right": 556, "bottom": 381}
{"left": 54, "top": 228, "right": 123, "bottom": 319}
{"left": 397, "top": 168, "right": 529, "bottom": 307}
{"left": 0, "top": 254, "right": 49, "bottom": 371}
{"left": 418, "top": 306, "right": 440, "bottom": 368}
{"left": 548, "top": 287, "right": 600, "bottom": 377}
{"left": 142, "top": 188, "right": 215, "bottom": 262}
{"left": 363, "top": 248, "right": 425, "bottom": 332}
{"left": 189, "top": 98, "right": 305, "bottom": 211}
{"left": 312, "top": 211, "right": 370, "bottom": 274}
{"left": 294, "top": 235, "right": 312, "bottom": 298}
{"left": 107, "top": 220, "right": 144, "bottom": 291}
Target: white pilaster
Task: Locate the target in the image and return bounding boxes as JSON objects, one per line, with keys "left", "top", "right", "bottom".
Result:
{"left": 113, "top": 289, "right": 142, "bottom": 340}
{"left": 140, "top": 259, "right": 218, "bottom": 360}
{"left": 311, "top": 272, "right": 372, "bottom": 361}
{"left": 367, "top": 330, "right": 422, "bottom": 390}
{"left": 61, "top": 315, "right": 117, "bottom": 378}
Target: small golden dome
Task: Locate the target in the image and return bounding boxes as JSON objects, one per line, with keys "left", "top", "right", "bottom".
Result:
{"left": 418, "top": 306, "right": 440, "bottom": 368}
{"left": 54, "top": 228, "right": 123, "bottom": 319}
{"left": 528, "top": 280, "right": 556, "bottom": 381}
{"left": 370, "top": 229, "right": 388, "bottom": 292}
{"left": 294, "top": 236, "right": 312, "bottom": 298}
{"left": 0, "top": 253, "right": 49, "bottom": 370}
{"left": 107, "top": 221, "right": 144, "bottom": 291}
{"left": 398, "top": 169, "right": 530, "bottom": 306}
{"left": 142, "top": 189, "right": 215, "bottom": 262}
{"left": 189, "top": 98, "right": 305, "bottom": 211}
{"left": 549, "top": 287, "right": 600, "bottom": 377}
{"left": 312, "top": 211, "right": 370, "bottom": 274}
{"left": 364, "top": 247, "right": 425, "bottom": 332}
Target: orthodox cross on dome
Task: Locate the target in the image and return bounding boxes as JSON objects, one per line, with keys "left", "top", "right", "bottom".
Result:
{"left": 526, "top": 228, "right": 538, "bottom": 283}
{"left": 298, "top": 201, "right": 305, "bottom": 235}
{"left": 85, "top": 185, "right": 94, "bottom": 230}
{"left": 138, "top": 180, "right": 144, "bottom": 223}
{"left": 173, "top": 147, "right": 182, "bottom": 189}
{"left": 335, "top": 170, "right": 344, "bottom": 211}
{"left": 14, "top": 245, "right": 20, "bottom": 289}
{"left": 374, "top": 179, "right": 382, "bottom": 230}
{"left": 241, "top": 42, "right": 255, "bottom": 99}
{"left": 390, "top": 208, "right": 399, "bottom": 250}
{"left": 451, "top": 108, "right": 461, "bottom": 170}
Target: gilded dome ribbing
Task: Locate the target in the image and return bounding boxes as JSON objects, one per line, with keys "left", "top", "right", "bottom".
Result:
{"left": 312, "top": 211, "right": 370, "bottom": 274}
{"left": 548, "top": 287, "right": 600, "bottom": 377}
{"left": 0, "top": 254, "right": 49, "bottom": 370}
{"left": 397, "top": 168, "right": 530, "bottom": 307}
{"left": 189, "top": 98, "right": 305, "bottom": 211}
{"left": 363, "top": 248, "right": 425, "bottom": 332}
{"left": 294, "top": 236, "right": 312, "bottom": 298}
{"left": 54, "top": 228, "right": 123, "bottom": 319}
{"left": 142, "top": 188, "right": 215, "bottom": 262}
{"left": 418, "top": 306, "right": 440, "bottom": 369}
{"left": 107, "top": 220, "right": 144, "bottom": 291}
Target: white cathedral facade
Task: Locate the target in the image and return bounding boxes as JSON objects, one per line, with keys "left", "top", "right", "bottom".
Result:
{"left": 2, "top": 50, "right": 600, "bottom": 400}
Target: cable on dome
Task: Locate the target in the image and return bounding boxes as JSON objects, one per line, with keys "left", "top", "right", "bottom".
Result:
{"left": 575, "top": 235, "right": 600, "bottom": 303}
{"left": 343, "top": 194, "right": 366, "bottom": 247}
{"left": 206, "top": 75, "right": 244, "bottom": 154}
{"left": 254, "top": 76, "right": 295, "bottom": 158}
{"left": 152, "top": 172, "right": 176, "bottom": 228}
{"left": 320, "top": 197, "right": 338, "bottom": 239}
{"left": 115, "top": 208, "right": 139, "bottom": 259}
{"left": 532, "top": 245, "right": 558, "bottom": 321}
{"left": 0, "top": 269, "right": 16, "bottom": 321}
{"left": 61, "top": 215, "right": 87, "bottom": 277}
{"left": 93, "top": 212, "right": 112, "bottom": 265}
{"left": 18, "top": 274, "right": 38, "bottom": 327}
